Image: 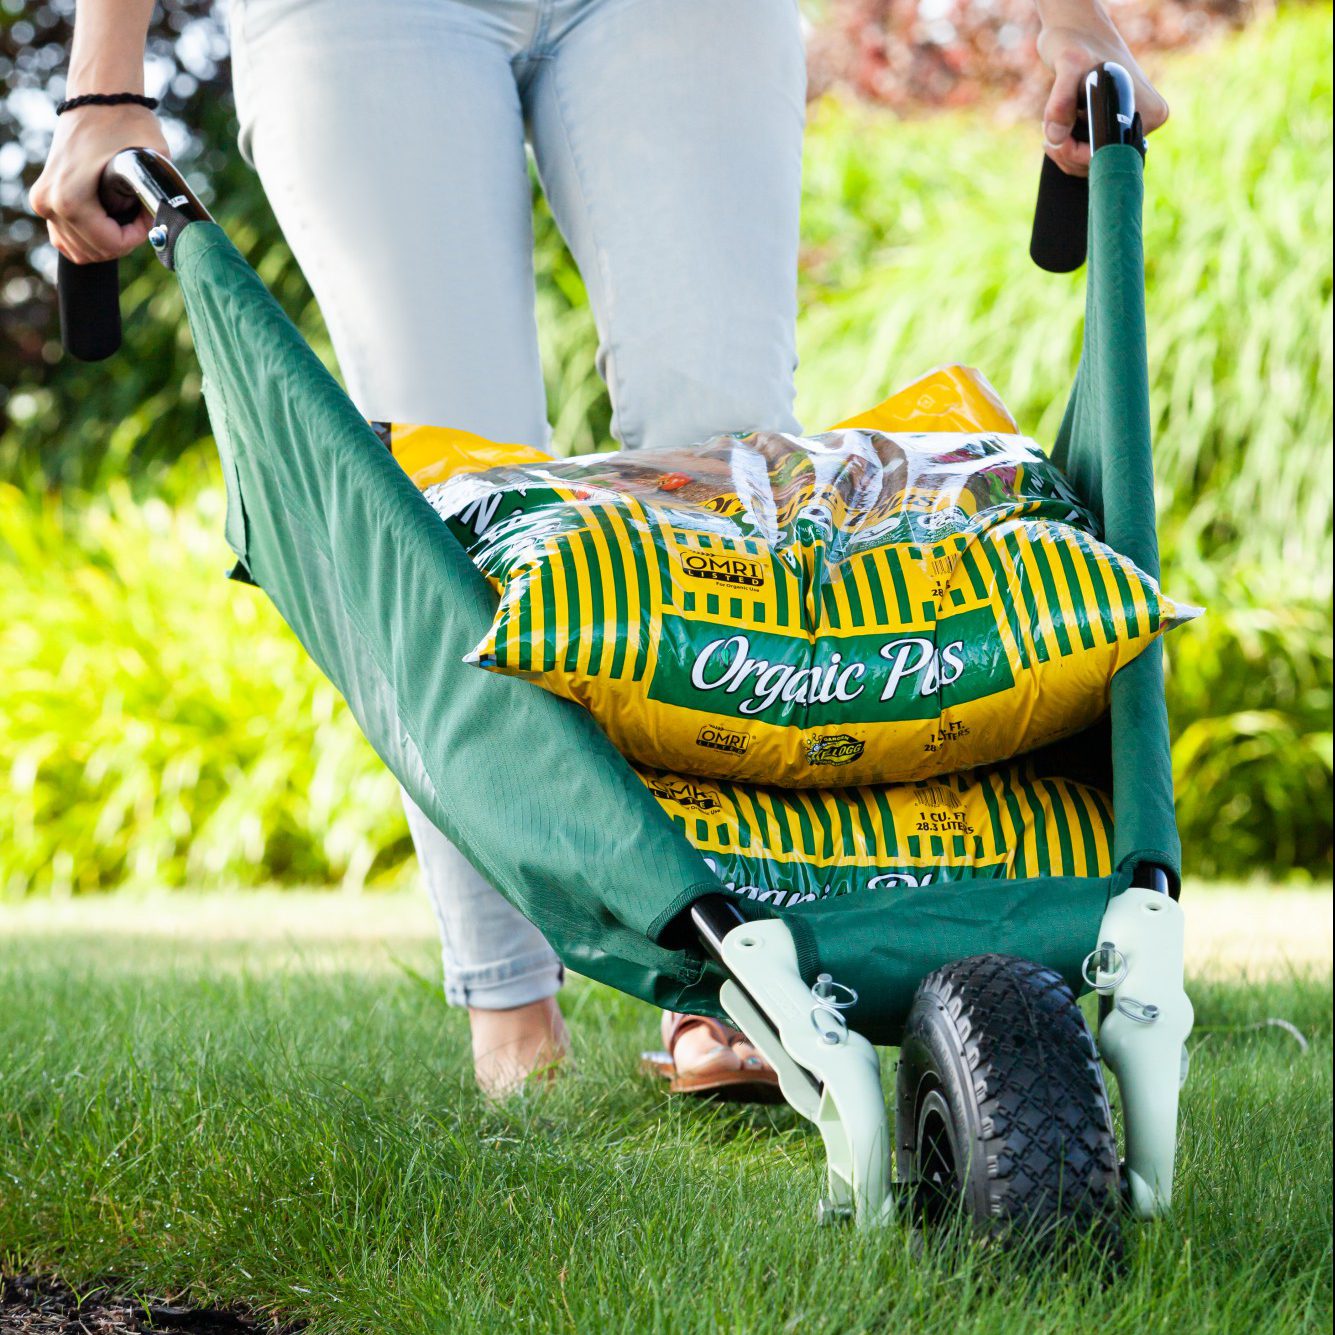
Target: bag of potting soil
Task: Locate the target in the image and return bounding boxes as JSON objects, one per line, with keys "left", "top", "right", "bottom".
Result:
{"left": 634, "top": 761, "right": 1114, "bottom": 907}
{"left": 379, "top": 366, "right": 1198, "bottom": 788}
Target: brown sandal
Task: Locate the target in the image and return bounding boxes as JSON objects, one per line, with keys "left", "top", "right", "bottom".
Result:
{"left": 640, "top": 1012, "right": 783, "bottom": 1103}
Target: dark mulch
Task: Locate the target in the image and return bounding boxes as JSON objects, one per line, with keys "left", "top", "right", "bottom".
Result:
{"left": 0, "top": 1277, "right": 302, "bottom": 1335}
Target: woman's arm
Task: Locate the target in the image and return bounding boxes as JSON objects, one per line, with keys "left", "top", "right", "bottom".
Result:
{"left": 29, "top": 0, "right": 170, "bottom": 264}
{"left": 1035, "top": 0, "right": 1169, "bottom": 176}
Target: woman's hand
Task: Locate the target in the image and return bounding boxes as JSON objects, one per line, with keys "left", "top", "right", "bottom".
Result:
{"left": 1036, "top": 0, "right": 1168, "bottom": 176}
{"left": 30, "top": 103, "right": 170, "bottom": 264}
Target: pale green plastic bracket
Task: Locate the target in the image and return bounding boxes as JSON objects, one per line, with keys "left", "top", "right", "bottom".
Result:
{"left": 1093, "top": 885, "right": 1194, "bottom": 1217}
{"left": 717, "top": 919, "right": 894, "bottom": 1229}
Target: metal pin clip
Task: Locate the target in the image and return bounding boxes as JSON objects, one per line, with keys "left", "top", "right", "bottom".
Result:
{"left": 1115, "top": 996, "right": 1160, "bottom": 1025}
{"left": 1082, "top": 941, "right": 1129, "bottom": 993}
{"left": 810, "top": 972, "right": 858, "bottom": 1045}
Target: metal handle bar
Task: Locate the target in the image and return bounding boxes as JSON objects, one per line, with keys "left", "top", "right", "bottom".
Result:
{"left": 58, "top": 148, "right": 212, "bottom": 362}
{"left": 1029, "top": 61, "right": 1147, "bottom": 274}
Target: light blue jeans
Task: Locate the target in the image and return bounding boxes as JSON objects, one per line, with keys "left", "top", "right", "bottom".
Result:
{"left": 230, "top": 0, "right": 806, "bottom": 1008}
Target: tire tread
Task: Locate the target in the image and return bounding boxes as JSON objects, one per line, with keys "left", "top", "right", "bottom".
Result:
{"left": 897, "top": 953, "right": 1121, "bottom": 1247}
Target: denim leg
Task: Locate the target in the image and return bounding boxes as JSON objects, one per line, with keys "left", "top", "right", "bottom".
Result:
{"left": 230, "top": 0, "right": 564, "bottom": 1008}
{"left": 525, "top": 0, "right": 807, "bottom": 451}
{"left": 230, "top": 0, "right": 547, "bottom": 436}
{"left": 402, "top": 792, "right": 565, "bottom": 1008}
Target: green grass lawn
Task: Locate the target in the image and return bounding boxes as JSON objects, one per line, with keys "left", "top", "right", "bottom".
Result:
{"left": 1, "top": 888, "right": 1330, "bottom": 1333}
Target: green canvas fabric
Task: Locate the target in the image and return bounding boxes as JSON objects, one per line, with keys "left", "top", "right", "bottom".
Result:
{"left": 172, "top": 139, "right": 1171, "bottom": 1042}
{"left": 175, "top": 220, "right": 729, "bottom": 1017}
{"left": 785, "top": 871, "right": 1120, "bottom": 1043}
{"left": 1052, "top": 146, "right": 1182, "bottom": 887}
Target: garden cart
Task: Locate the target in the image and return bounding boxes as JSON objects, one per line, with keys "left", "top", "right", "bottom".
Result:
{"left": 59, "top": 62, "right": 1193, "bottom": 1247}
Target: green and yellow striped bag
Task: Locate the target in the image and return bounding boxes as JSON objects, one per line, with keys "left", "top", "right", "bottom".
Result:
{"left": 636, "top": 762, "right": 1114, "bottom": 907}
{"left": 383, "top": 366, "right": 1198, "bottom": 788}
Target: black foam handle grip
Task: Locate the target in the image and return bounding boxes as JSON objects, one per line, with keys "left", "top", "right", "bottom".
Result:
{"left": 55, "top": 149, "right": 213, "bottom": 362}
{"left": 1029, "top": 63, "right": 1146, "bottom": 273}
{"left": 57, "top": 159, "right": 147, "bottom": 362}
{"left": 58, "top": 253, "right": 124, "bottom": 362}
{"left": 1029, "top": 152, "right": 1090, "bottom": 273}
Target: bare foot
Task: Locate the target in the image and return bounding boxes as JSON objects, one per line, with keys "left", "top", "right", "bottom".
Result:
{"left": 469, "top": 997, "right": 570, "bottom": 1098}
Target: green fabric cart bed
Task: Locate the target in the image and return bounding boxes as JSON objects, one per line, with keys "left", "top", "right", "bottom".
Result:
{"left": 167, "top": 144, "right": 1177, "bottom": 1045}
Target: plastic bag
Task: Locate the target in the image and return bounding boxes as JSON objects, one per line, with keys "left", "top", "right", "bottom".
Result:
{"left": 381, "top": 367, "right": 1197, "bottom": 787}
{"left": 635, "top": 761, "right": 1114, "bottom": 907}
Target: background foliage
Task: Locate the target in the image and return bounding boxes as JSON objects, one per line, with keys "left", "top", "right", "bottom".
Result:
{"left": 1, "top": 4, "right": 1330, "bottom": 893}
{"left": 804, "top": 0, "right": 1256, "bottom": 109}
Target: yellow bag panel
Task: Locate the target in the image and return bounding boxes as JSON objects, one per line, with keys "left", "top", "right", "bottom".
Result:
{"left": 381, "top": 423, "right": 552, "bottom": 490}
{"left": 636, "top": 762, "right": 1114, "bottom": 906}
{"left": 829, "top": 365, "right": 1020, "bottom": 435}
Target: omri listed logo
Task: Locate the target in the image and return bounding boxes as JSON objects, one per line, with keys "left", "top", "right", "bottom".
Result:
{"left": 805, "top": 733, "right": 865, "bottom": 767}
{"left": 645, "top": 777, "right": 723, "bottom": 814}
{"left": 678, "top": 550, "right": 767, "bottom": 588}
{"left": 696, "top": 723, "right": 750, "bottom": 755}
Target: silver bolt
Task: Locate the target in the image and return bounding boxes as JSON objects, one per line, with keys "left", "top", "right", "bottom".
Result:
{"left": 148, "top": 225, "right": 169, "bottom": 250}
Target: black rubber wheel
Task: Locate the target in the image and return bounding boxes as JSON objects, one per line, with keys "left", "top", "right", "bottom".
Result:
{"left": 896, "top": 954, "right": 1122, "bottom": 1252}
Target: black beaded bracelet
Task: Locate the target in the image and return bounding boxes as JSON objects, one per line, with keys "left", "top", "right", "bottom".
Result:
{"left": 56, "top": 92, "right": 159, "bottom": 115}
